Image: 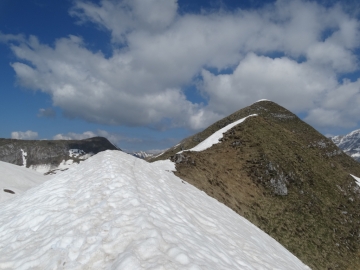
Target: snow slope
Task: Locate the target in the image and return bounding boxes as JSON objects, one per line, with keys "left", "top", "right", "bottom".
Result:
{"left": 0, "top": 151, "right": 309, "bottom": 269}
{"left": 0, "top": 161, "right": 49, "bottom": 202}
{"left": 179, "top": 114, "right": 257, "bottom": 153}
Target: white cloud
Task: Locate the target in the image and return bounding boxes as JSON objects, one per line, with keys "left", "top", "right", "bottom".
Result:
{"left": 11, "top": 130, "right": 38, "bottom": 140}
{"left": 305, "top": 79, "right": 360, "bottom": 128}
{"left": 5, "top": 0, "right": 360, "bottom": 131}
{"left": 53, "top": 131, "right": 97, "bottom": 141}
{"left": 0, "top": 32, "right": 25, "bottom": 43}
{"left": 70, "top": 0, "right": 178, "bottom": 43}
{"left": 200, "top": 53, "right": 338, "bottom": 116}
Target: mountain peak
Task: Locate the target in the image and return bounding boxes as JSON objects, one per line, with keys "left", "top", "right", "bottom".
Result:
{"left": 151, "top": 100, "right": 302, "bottom": 162}
{"left": 151, "top": 101, "right": 360, "bottom": 269}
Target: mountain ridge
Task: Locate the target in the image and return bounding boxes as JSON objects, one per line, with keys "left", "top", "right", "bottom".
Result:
{"left": 0, "top": 136, "right": 119, "bottom": 174}
{"left": 151, "top": 100, "right": 360, "bottom": 269}
{"left": 0, "top": 150, "right": 310, "bottom": 269}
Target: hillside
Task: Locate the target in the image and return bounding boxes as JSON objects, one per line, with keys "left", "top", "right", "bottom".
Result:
{"left": 0, "top": 137, "right": 119, "bottom": 174}
{"left": 332, "top": 129, "right": 360, "bottom": 162}
{"left": 0, "top": 151, "right": 309, "bottom": 269}
{"left": 151, "top": 100, "right": 360, "bottom": 269}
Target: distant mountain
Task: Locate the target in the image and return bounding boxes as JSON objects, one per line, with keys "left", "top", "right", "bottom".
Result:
{"left": 132, "top": 151, "right": 154, "bottom": 159}
{"left": 151, "top": 100, "right": 360, "bottom": 269}
{"left": 331, "top": 129, "right": 360, "bottom": 162}
{"left": 0, "top": 137, "right": 119, "bottom": 175}
{"left": 0, "top": 151, "right": 310, "bottom": 269}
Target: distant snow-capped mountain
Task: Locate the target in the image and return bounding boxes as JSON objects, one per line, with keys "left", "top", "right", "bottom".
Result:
{"left": 132, "top": 151, "right": 154, "bottom": 159}
{"left": 331, "top": 129, "right": 360, "bottom": 162}
{"left": 131, "top": 150, "right": 165, "bottom": 159}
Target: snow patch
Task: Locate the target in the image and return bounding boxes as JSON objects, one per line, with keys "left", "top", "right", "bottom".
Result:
{"left": 69, "top": 149, "right": 93, "bottom": 160}
{"left": 254, "top": 99, "right": 270, "bottom": 103}
{"left": 350, "top": 174, "right": 360, "bottom": 187}
{"left": 69, "top": 149, "right": 85, "bottom": 157}
{"left": 179, "top": 114, "right": 257, "bottom": 153}
{"left": 30, "top": 149, "right": 94, "bottom": 175}
{"left": 29, "top": 164, "right": 53, "bottom": 174}
{"left": 152, "top": 159, "right": 176, "bottom": 172}
{"left": 20, "top": 149, "right": 27, "bottom": 167}
{"left": 0, "top": 151, "right": 310, "bottom": 269}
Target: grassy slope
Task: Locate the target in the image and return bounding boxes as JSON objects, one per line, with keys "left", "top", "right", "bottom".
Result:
{"left": 151, "top": 101, "right": 360, "bottom": 269}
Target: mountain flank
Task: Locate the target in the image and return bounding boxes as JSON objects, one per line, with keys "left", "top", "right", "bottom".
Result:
{"left": 0, "top": 137, "right": 119, "bottom": 174}
{"left": 151, "top": 100, "right": 360, "bottom": 270}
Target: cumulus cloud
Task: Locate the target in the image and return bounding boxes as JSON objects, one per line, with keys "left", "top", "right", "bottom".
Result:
{"left": 11, "top": 130, "right": 38, "bottom": 140}
{"left": 37, "top": 108, "right": 56, "bottom": 118}
{"left": 53, "top": 131, "right": 97, "bottom": 141}
{"left": 5, "top": 0, "right": 360, "bottom": 131}
{"left": 200, "top": 53, "right": 338, "bottom": 116}
{"left": 305, "top": 79, "right": 360, "bottom": 128}
{"left": 0, "top": 32, "right": 25, "bottom": 43}
{"left": 70, "top": 0, "right": 178, "bottom": 43}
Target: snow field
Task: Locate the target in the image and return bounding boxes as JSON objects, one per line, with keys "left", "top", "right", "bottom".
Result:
{"left": 0, "top": 151, "right": 309, "bottom": 269}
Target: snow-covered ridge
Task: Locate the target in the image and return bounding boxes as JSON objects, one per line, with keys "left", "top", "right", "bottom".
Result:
{"left": 179, "top": 114, "right": 257, "bottom": 153}
{"left": 0, "top": 151, "right": 309, "bottom": 269}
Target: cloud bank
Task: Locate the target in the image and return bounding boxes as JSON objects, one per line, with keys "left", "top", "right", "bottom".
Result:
{"left": 4, "top": 0, "right": 360, "bottom": 131}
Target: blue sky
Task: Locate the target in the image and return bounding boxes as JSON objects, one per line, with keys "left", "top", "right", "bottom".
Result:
{"left": 1, "top": 0, "right": 360, "bottom": 152}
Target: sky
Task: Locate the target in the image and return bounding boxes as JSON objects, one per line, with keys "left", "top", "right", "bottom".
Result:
{"left": 1, "top": 0, "right": 360, "bottom": 152}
